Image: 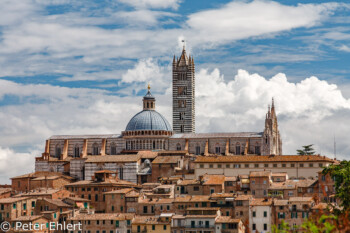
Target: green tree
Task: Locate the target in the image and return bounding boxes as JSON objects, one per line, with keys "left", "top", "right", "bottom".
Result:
{"left": 323, "top": 160, "right": 350, "bottom": 212}
{"left": 297, "top": 144, "right": 315, "bottom": 155}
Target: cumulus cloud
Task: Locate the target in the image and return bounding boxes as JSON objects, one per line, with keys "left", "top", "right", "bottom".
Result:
{"left": 187, "top": 1, "right": 348, "bottom": 44}
{"left": 196, "top": 69, "right": 350, "bottom": 160}
{"left": 0, "top": 147, "right": 39, "bottom": 184}
{"left": 118, "top": 0, "right": 181, "bottom": 10}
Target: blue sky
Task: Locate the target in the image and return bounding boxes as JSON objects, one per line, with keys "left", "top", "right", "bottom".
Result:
{"left": 1, "top": 0, "right": 350, "bottom": 183}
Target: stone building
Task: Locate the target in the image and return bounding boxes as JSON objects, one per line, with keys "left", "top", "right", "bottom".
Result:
{"left": 33, "top": 45, "right": 289, "bottom": 183}
{"left": 172, "top": 45, "right": 195, "bottom": 133}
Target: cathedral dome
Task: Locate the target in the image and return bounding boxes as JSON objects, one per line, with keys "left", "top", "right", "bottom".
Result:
{"left": 125, "top": 110, "right": 172, "bottom": 131}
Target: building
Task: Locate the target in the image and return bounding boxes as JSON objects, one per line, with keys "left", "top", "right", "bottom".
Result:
{"left": 249, "top": 171, "right": 272, "bottom": 198}
{"left": 249, "top": 198, "right": 272, "bottom": 233}
{"left": 194, "top": 155, "right": 334, "bottom": 179}
{"left": 0, "top": 197, "right": 37, "bottom": 222}
{"left": 172, "top": 45, "right": 195, "bottom": 133}
{"left": 132, "top": 214, "right": 172, "bottom": 233}
{"left": 68, "top": 213, "right": 134, "bottom": 233}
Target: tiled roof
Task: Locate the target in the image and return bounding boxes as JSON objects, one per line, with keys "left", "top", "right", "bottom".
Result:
{"left": 177, "top": 179, "right": 200, "bottom": 185}
{"left": 224, "top": 177, "right": 237, "bottom": 182}
{"left": 126, "top": 190, "right": 140, "bottom": 198}
{"left": 171, "top": 132, "right": 263, "bottom": 139}
{"left": 0, "top": 197, "right": 29, "bottom": 204}
{"left": 0, "top": 188, "right": 11, "bottom": 194}
{"left": 105, "top": 188, "right": 134, "bottom": 194}
{"left": 195, "top": 155, "right": 334, "bottom": 163}
{"left": 15, "top": 188, "right": 63, "bottom": 197}
{"left": 288, "top": 197, "right": 314, "bottom": 202}
{"left": 85, "top": 154, "right": 141, "bottom": 163}
{"left": 139, "top": 198, "right": 174, "bottom": 204}
{"left": 63, "top": 197, "right": 90, "bottom": 202}
{"left": 12, "top": 215, "right": 47, "bottom": 222}
{"left": 152, "top": 156, "right": 182, "bottom": 164}
{"left": 69, "top": 213, "right": 134, "bottom": 221}
{"left": 137, "top": 151, "right": 158, "bottom": 159}
{"left": 132, "top": 216, "right": 166, "bottom": 224}
{"left": 271, "top": 173, "right": 288, "bottom": 176}
{"left": 312, "top": 203, "right": 329, "bottom": 210}
{"left": 202, "top": 174, "right": 225, "bottom": 185}
{"left": 235, "top": 195, "right": 252, "bottom": 201}
{"left": 250, "top": 198, "right": 272, "bottom": 206}
{"left": 274, "top": 199, "right": 289, "bottom": 206}
{"left": 174, "top": 195, "right": 210, "bottom": 202}
{"left": 49, "top": 134, "right": 121, "bottom": 139}
{"left": 250, "top": 171, "right": 271, "bottom": 177}
{"left": 11, "top": 171, "right": 64, "bottom": 179}
{"left": 210, "top": 193, "right": 235, "bottom": 198}
{"left": 42, "top": 198, "right": 72, "bottom": 208}
{"left": 215, "top": 216, "right": 241, "bottom": 223}
{"left": 65, "top": 179, "right": 138, "bottom": 187}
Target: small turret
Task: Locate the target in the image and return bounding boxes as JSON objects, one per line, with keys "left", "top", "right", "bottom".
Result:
{"left": 143, "top": 84, "right": 155, "bottom": 110}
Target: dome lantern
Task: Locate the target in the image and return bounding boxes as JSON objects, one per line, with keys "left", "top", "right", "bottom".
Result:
{"left": 143, "top": 83, "right": 155, "bottom": 110}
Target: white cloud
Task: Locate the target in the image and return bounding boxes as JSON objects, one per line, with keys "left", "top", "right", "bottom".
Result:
{"left": 195, "top": 68, "right": 350, "bottom": 159}
{"left": 339, "top": 44, "right": 350, "bottom": 52}
{"left": 0, "top": 147, "right": 39, "bottom": 184}
{"left": 186, "top": 1, "right": 348, "bottom": 44}
{"left": 118, "top": 0, "right": 181, "bottom": 10}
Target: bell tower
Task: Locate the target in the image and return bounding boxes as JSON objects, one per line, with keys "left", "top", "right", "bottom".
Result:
{"left": 172, "top": 43, "right": 195, "bottom": 133}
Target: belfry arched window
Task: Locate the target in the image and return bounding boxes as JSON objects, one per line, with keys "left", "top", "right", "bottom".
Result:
{"left": 215, "top": 144, "right": 221, "bottom": 154}
{"left": 92, "top": 143, "right": 99, "bottom": 155}
{"left": 55, "top": 145, "right": 62, "bottom": 158}
{"left": 235, "top": 143, "right": 241, "bottom": 155}
{"left": 176, "top": 143, "right": 181, "bottom": 151}
{"left": 110, "top": 143, "right": 117, "bottom": 155}
{"left": 74, "top": 145, "right": 80, "bottom": 157}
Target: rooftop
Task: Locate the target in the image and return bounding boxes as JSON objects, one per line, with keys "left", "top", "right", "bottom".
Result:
{"left": 69, "top": 213, "right": 134, "bottom": 221}
{"left": 152, "top": 156, "right": 182, "bottom": 164}
{"left": 49, "top": 134, "right": 121, "bottom": 140}
{"left": 85, "top": 154, "right": 141, "bottom": 163}
{"left": 171, "top": 132, "right": 263, "bottom": 139}
{"left": 195, "top": 155, "right": 334, "bottom": 163}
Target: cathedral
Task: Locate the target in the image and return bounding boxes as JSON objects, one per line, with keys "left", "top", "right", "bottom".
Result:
{"left": 35, "top": 45, "right": 282, "bottom": 182}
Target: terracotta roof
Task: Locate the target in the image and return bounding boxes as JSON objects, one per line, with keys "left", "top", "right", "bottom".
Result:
{"left": 202, "top": 174, "right": 225, "bottom": 185}
{"left": 42, "top": 198, "right": 72, "bottom": 208}
{"left": 137, "top": 151, "right": 158, "bottom": 159}
{"left": 50, "top": 134, "right": 121, "bottom": 140}
{"left": 69, "top": 213, "right": 134, "bottom": 221}
{"left": 250, "top": 198, "right": 272, "bottom": 206}
{"left": 187, "top": 207, "right": 220, "bottom": 211}
{"left": 85, "top": 154, "right": 140, "bottom": 163}
{"left": 177, "top": 179, "right": 200, "bottom": 185}
{"left": 63, "top": 197, "right": 90, "bottom": 202}
{"left": 210, "top": 193, "right": 235, "bottom": 198}
{"left": 235, "top": 195, "right": 252, "bottom": 201}
{"left": 126, "top": 190, "right": 139, "bottom": 198}
{"left": 271, "top": 173, "right": 288, "bottom": 176}
{"left": 138, "top": 198, "right": 174, "bottom": 204}
{"left": 152, "top": 156, "right": 182, "bottom": 164}
{"left": 289, "top": 197, "right": 314, "bottom": 202}
{"left": 105, "top": 188, "right": 134, "bottom": 194}
{"left": 215, "top": 216, "right": 241, "bottom": 223}
{"left": 15, "top": 188, "right": 63, "bottom": 197}
{"left": 250, "top": 171, "right": 271, "bottom": 177}
{"left": 132, "top": 216, "right": 164, "bottom": 224}
{"left": 274, "top": 199, "right": 289, "bottom": 206}
{"left": 0, "top": 188, "right": 11, "bottom": 194}
{"left": 225, "top": 177, "right": 237, "bottom": 182}
{"left": 12, "top": 215, "right": 47, "bottom": 222}
{"left": 65, "top": 179, "right": 138, "bottom": 187}
{"left": 0, "top": 197, "right": 29, "bottom": 204}
{"left": 11, "top": 171, "right": 64, "bottom": 179}
{"left": 171, "top": 132, "right": 262, "bottom": 139}
{"left": 31, "top": 175, "right": 74, "bottom": 181}
{"left": 185, "top": 215, "right": 217, "bottom": 218}
{"left": 195, "top": 155, "right": 334, "bottom": 163}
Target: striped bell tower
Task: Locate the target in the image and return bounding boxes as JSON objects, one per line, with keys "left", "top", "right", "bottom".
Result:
{"left": 172, "top": 44, "right": 195, "bottom": 133}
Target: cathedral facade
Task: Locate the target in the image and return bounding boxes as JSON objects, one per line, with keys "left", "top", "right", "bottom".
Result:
{"left": 35, "top": 46, "right": 282, "bottom": 181}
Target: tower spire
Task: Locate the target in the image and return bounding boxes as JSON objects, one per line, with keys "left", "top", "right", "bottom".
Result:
{"left": 143, "top": 83, "right": 155, "bottom": 110}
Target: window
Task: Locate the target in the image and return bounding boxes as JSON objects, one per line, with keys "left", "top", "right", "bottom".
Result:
{"left": 236, "top": 201, "right": 243, "bottom": 206}
{"left": 264, "top": 224, "right": 268, "bottom": 231}
{"left": 291, "top": 163, "right": 295, "bottom": 167}
{"left": 115, "top": 220, "right": 119, "bottom": 227}
{"left": 178, "top": 86, "right": 187, "bottom": 95}
{"left": 264, "top": 164, "right": 268, "bottom": 168}
{"left": 322, "top": 175, "right": 326, "bottom": 181}
{"left": 110, "top": 144, "right": 117, "bottom": 155}
{"left": 251, "top": 180, "right": 255, "bottom": 184}
{"left": 193, "top": 186, "right": 199, "bottom": 191}
{"left": 263, "top": 190, "right": 267, "bottom": 196}
{"left": 263, "top": 180, "right": 267, "bottom": 184}
{"left": 254, "top": 164, "right": 259, "bottom": 168}
{"left": 273, "top": 164, "right": 277, "bottom": 168}
{"left": 319, "top": 163, "right": 323, "bottom": 167}
{"left": 209, "top": 164, "right": 213, "bottom": 168}
{"left": 97, "top": 220, "right": 100, "bottom": 225}
{"left": 210, "top": 189, "right": 214, "bottom": 194}
{"left": 300, "top": 163, "right": 304, "bottom": 167}
{"left": 178, "top": 100, "right": 186, "bottom": 108}
{"left": 245, "top": 164, "right": 249, "bottom": 168}
{"left": 253, "top": 211, "right": 256, "bottom": 217}
{"left": 235, "top": 145, "right": 241, "bottom": 155}
{"left": 264, "top": 211, "right": 267, "bottom": 217}
{"left": 180, "top": 112, "right": 185, "bottom": 120}
{"left": 309, "top": 163, "right": 313, "bottom": 167}
{"left": 217, "top": 164, "right": 222, "bottom": 168}
{"left": 55, "top": 146, "right": 61, "bottom": 158}
{"left": 288, "top": 191, "right": 294, "bottom": 196}
{"left": 255, "top": 146, "right": 260, "bottom": 154}
{"left": 13, "top": 203, "right": 16, "bottom": 209}
{"left": 23, "top": 203, "right": 27, "bottom": 210}
{"left": 137, "top": 226, "right": 140, "bottom": 233}
{"left": 95, "top": 194, "right": 98, "bottom": 201}
{"left": 92, "top": 143, "right": 99, "bottom": 155}
{"left": 199, "top": 164, "right": 204, "bottom": 168}
{"left": 127, "top": 220, "right": 131, "bottom": 226}
{"left": 282, "top": 164, "right": 286, "bottom": 167}
{"left": 143, "top": 206, "right": 147, "bottom": 214}
{"left": 31, "top": 201, "right": 35, "bottom": 207}
{"left": 74, "top": 146, "right": 80, "bottom": 157}
{"left": 176, "top": 144, "right": 181, "bottom": 151}
{"left": 111, "top": 206, "right": 114, "bottom": 211}
{"left": 163, "top": 225, "right": 167, "bottom": 230}
{"left": 226, "top": 164, "right": 230, "bottom": 168}
{"left": 195, "top": 146, "right": 200, "bottom": 155}
{"left": 234, "top": 164, "right": 240, "bottom": 168}
{"left": 215, "top": 146, "right": 221, "bottom": 154}
{"left": 252, "top": 190, "right": 255, "bottom": 195}
{"left": 152, "top": 225, "right": 155, "bottom": 230}
{"left": 252, "top": 224, "right": 256, "bottom": 231}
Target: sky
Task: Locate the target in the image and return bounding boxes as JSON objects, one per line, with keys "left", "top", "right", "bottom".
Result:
{"left": 1, "top": 0, "right": 350, "bottom": 184}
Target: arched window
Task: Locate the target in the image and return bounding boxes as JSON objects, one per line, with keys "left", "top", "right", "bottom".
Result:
{"left": 180, "top": 125, "right": 184, "bottom": 133}
{"left": 74, "top": 145, "right": 80, "bottom": 158}
{"left": 176, "top": 143, "right": 181, "bottom": 151}
{"left": 255, "top": 143, "right": 260, "bottom": 155}
{"left": 195, "top": 145, "right": 200, "bottom": 155}
{"left": 92, "top": 143, "right": 99, "bottom": 155}
{"left": 215, "top": 144, "right": 221, "bottom": 154}
{"left": 235, "top": 143, "right": 241, "bottom": 155}
{"left": 110, "top": 143, "right": 117, "bottom": 155}
{"left": 265, "top": 135, "right": 268, "bottom": 144}
{"left": 55, "top": 145, "right": 61, "bottom": 158}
